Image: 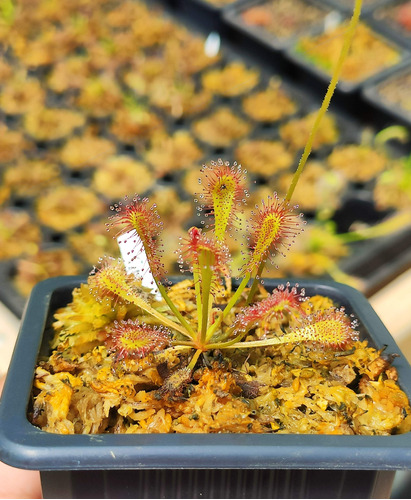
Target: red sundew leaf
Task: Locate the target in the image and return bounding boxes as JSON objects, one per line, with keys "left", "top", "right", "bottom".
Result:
{"left": 234, "top": 282, "right": 306, "bottom": 333}
{"left": 287, "top": 307, "right": 359, "bottom": 350}
{"left": 179, "top": 226, "right": 231, "bottom": 278}
{"left": 243, "top": 193, "right": 303, "bottom": 275}
{"left": 89, "top": 256, "right": 134, "bottom": 302}
{"left": 106, "top": 195, "right": 165, "bottom": 280}
{"left": 105, "top": 319, "right": 171, "bottom": 361}
{"left": 89, "top": 257, "right": 190, "bottom": 337}
{"left": 197, "top": 159, "right": 248, "bottom": 241}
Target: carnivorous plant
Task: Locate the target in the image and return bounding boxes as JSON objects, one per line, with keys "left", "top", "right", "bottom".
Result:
{"left": 88, "top": 0, "right": 363, "bottom": 376}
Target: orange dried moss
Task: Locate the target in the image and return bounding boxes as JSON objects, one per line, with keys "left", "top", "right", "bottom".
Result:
{"left": 296, "top": 22, "right": 400, "bottom": 82}
{"left": 24, "top": 108, "right": 85, "bottom": 141}
{"left": 109, "top": 107, "right": 164, "bottom": 145}
{"left": 60, "top": 135, "right": 117, "bottom": 170}
{"left": 15, "top": 249, "right": 82, "bottom": 297}
{"left": 4, "top": 158, "right": 61, "bottom": 197}
{"left": 0, "top": 75, "right": 45, "bottom": 115}
{"left": 30, "top": 280, "right": 410, "bottom": 436}
{"left": 280, "top": 112, "right": 339, "bottom": 151}
{"left": 192, "top": 108, "right": 251, "bottom": 147}
{"left": 0, "top": 210, "right": 41, "bottom": 259}
{"left": 202, "top": 62, "right": 259, "bottom": 97}
{"left": 235, "top": 139, "right": 294, "bottom": 177}
{"left": 145, "top": 131, "right": 203, "bottom": 177}
{"left": 0, "top": 124, "right": 32, "bottom": 164}
{"left": 327, "top": 144, "right": 388, "bottom": 182}
{"left": 92, "top": 156, "right": 154, "bottom": 199}
{"left": 242, "top": 81, "right": 298, "bottom": 122}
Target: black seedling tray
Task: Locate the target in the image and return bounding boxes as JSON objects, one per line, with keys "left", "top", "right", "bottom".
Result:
{"left": 285, "top": 21, "right": 409, "bottom": 93}
{"left": 317, "top": 0, "right": 389, "bottom": 15}
{"left": 362, "top": 59, "right": 411, "bottom": 126}
{"left": 368, "top": 0, "right": 411, "bottom": 50}
{"left": 0, "top": 262, "right": 28, "bottom": 318}
{"left": 223, "top": 0, "right": 335, "bottom": 52}
{"left": 168, "top": 0, "right": 241, "bottom": 32}
{"left": 340, "top": 226, "right": 411, "bottom": 296}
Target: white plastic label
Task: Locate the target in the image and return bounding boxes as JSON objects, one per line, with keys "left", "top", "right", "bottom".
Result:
{"left": 117, "top": 231, "right": 161, "bottom": 298}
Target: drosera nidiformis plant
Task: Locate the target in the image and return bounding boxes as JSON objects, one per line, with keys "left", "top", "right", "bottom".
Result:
{"left": 87, "top": 0, "right": 363, "bottom": 385}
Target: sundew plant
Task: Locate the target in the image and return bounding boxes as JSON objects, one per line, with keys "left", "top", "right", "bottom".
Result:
{"left": 88, "top": 1, "right": 363, "bottom": 374}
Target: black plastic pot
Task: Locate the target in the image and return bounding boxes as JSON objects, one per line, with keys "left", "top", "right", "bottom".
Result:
{"left": 0, "top": 276, "right": 411, "bottom": 498}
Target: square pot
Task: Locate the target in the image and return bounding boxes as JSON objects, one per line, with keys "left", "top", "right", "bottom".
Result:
{"left": 0, "top": 276, "right": 411, "bottom": 498}
{"left": 223, "top": 0, "right": 334, "bottom": 52}
{"left": 285, "top": 21, "right": 408, "bottom": 93}
{"left": 362, "top": 59, "right": 411, "bottom": 126}
{"left": 368, "top": 0, "right": 411, "bottom": 50}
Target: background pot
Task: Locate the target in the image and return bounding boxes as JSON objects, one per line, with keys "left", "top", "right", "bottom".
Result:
{"left": 0, "top": 276, "right": 411, "bottom": 499}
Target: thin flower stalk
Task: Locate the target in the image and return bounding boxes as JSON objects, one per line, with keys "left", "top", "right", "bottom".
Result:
{"left": 198, "top": 248, "right": 214, "bottom": 344}
{"left": 285, "top": 0, "right": 362, "bottom": 202}
{"left": 241, "top": 0, "right": 363, "bottom": 302}
{"left": 180, "top": 227, "right": 230, "bottom": 345}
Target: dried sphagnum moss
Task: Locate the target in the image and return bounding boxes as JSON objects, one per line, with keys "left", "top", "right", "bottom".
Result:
{"left": 36, "top": 186, "right": 104, "bottom": 231}
{"left": 109, "top": 107, "right": 164, "bottom": 146}
{"left": 60, "top": 135, "right": 117, "bottom": 170}
{"left": 0, "top": 210, "right": 41, "bottom": 259}
{"left": 30, "top": 280, "right": 410, "bottom": 435}
{"left": 242, "top": 81, "right": 297, "bottom": 123}
{"left": 296, "top": 22, "right": 400, "bottom": 82}
{"left": 327, "top": 144, "right": 388, "bottom": 182}
{"left": 192, "top": 108, "right": 251, "bottom": 147}
{"left": 15, "top": 249, "right": 82, "bottom": 297}
{"left": 4, "top": 158, "right": 61, "bottom": 197}
{"left": 147, "top": 78, "right": 212, "bottom": 119}
{"left": 0, "top": 75, "right": 45, "bottom": 115}
{"left": 0, "top": 124, "right": 33, "bottom": 164}
{"left": 92, "top": 156, "right": 154, "bottom": 199}
{"left": 202, "top": 62, "right": 259, "bottom": 97}
{"left": 235, "top": 139, "right": 294, "bottom": 177}
{"left": 145, "top": 131, "right": 203, "bottom": 177}
{"left": 24, "top": 108, "right": 85, "bottom": 141}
